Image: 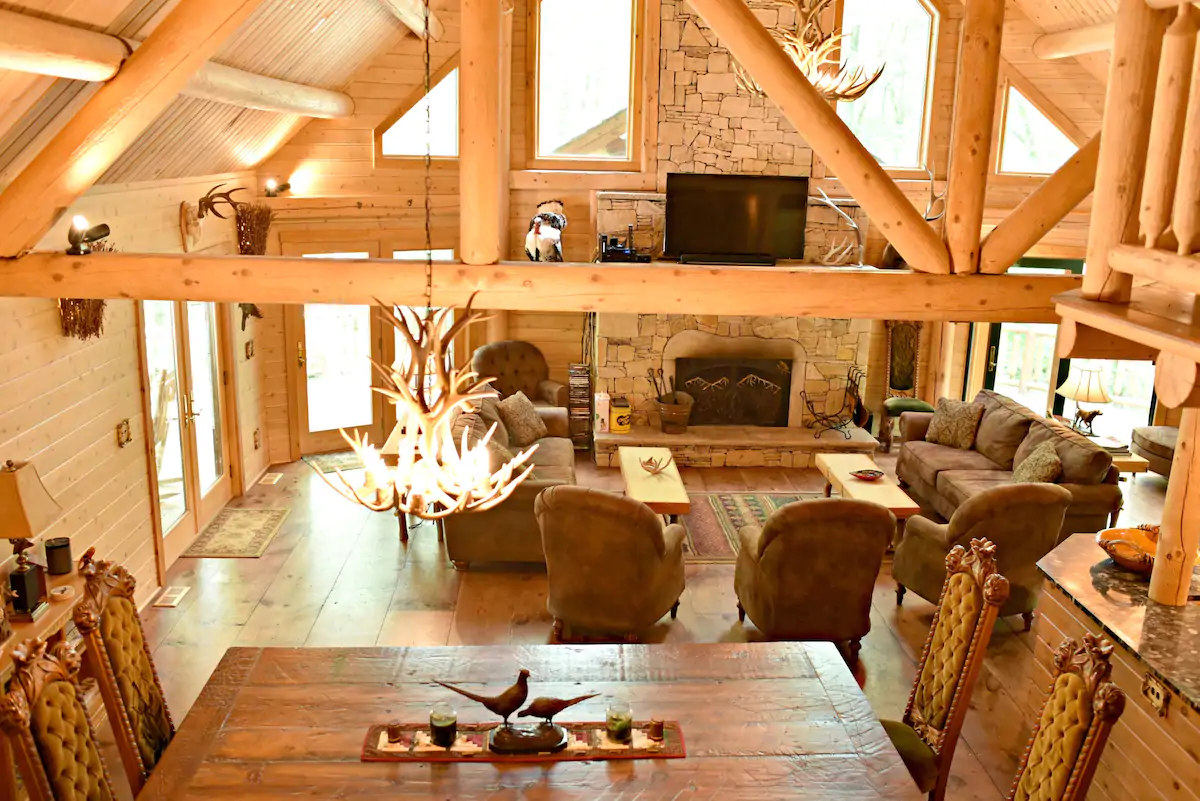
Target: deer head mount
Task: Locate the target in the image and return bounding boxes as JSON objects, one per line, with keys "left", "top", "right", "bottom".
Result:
{"left": 733, "top": 0, "right": 885, "bottom": 102}
{"left": 197, "top": 183, "right": 248, "bottom": 220}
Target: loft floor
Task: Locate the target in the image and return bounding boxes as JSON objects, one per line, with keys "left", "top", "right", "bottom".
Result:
{"left": 139, "top": 453, "right": 1167, "bottom": 801}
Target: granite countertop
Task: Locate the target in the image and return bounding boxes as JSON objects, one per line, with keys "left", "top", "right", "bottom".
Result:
{"left": 1038, "top": 533, "right": 1200, "bottom": 713}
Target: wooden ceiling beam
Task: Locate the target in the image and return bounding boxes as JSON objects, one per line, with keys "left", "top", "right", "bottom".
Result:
{"left": 378, "top": 0, "right": 445, "bottom": 41}
{"left": 684, "top": 0, "right": 950, "bottom": 274}
{"left": 0, "top": 253, "right": 1077, "bottom": 322}
{"left": 0, "top": 0, "right": 268, "bottom": 259}
{"left": 1032, "top": 22, "right": 1115, "bottom": 60}
{"left": 1056, "top": 319, "right": 1158, "bottom": 360}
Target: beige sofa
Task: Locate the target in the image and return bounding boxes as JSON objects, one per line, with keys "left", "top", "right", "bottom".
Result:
{"left": 442, "top": 397, "right": 575, "bottom": 568}
{"left": 896, "top": 390, "right": 1121, "bottom": 538}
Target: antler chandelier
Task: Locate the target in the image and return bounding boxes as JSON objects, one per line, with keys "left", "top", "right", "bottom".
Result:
{"left": 733, "top": 0, "right": 884, "bottom": 102}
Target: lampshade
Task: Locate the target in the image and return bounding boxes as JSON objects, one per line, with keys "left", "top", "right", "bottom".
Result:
{"left": 1056, "top": 367, "right": 1112, "bottom": 404}
{"left": 0, "top": 460, "right": 62, "bottom": 541}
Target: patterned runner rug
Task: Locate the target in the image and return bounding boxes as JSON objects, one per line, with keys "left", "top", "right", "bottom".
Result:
{"left": 183, "top": 509, "right": 290, "bottom": 558}
{"left": 681, "top": 492, "right": 821, "bottom": 563}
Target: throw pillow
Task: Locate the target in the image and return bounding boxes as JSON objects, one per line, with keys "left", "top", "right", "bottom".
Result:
{"left": 497, "top": 391, "right": 547, "bottom": 447}
{"left": 925, "top": 399, "right": 985, "bottom": 450}
{"left": 1012, "top": 440, "right": 1063, "bottom": 484}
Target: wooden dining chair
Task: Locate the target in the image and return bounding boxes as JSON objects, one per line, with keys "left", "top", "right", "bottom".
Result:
{"left": 72, "top": 550, "right": 174, "bottom": 795}
{"left": 1007, "top": 634, "right": 1125, "bottom": 801}
{"left": 0, "top": 638, "right": 117, "bottom": 801}
{"left": 881, "top": 537, "right": 1010, "bottom": 801}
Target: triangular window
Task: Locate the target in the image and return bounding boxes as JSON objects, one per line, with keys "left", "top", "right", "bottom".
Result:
{"left": 380, "top": 67, "right": 459, "bottom": 158}
{"left": 998, "top": 86, "right": 1077, "bottom": 175}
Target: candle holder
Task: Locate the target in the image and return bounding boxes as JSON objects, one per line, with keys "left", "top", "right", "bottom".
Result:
{"left": 606, "top": 699, "right": 632, "bottom": 744}
{"left": 387, "top": 721, "right": 404, "bottom": 744}
{"left": 430, "top": 702, "right": 457, "bottom": 748}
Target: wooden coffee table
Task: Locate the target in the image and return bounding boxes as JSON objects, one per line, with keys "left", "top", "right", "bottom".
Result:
{"left": 814, "top": 453, "right": 921, "bottom": 520}
{"left": 617, "top": 446, "right": 690, "bottom": 521}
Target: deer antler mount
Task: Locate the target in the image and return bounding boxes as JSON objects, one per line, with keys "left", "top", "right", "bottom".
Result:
{"left": 198, "top": 183, "right": 248, "bottom": 220}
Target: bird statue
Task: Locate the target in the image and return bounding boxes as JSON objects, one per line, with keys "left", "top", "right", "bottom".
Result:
{"left": 435, "top": 669, "right": 530, "bottom": 725}
{"left": 517, "top": 693, "right": 599, "bottom": 724}
{"left": 524, "top": 199, "right": 567, "bottom": 262}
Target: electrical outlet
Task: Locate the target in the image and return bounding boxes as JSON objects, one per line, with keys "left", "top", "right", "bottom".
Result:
{"left": 245, "top": 339, "right": 255, "bottom": 359}
{"left": 115, "top": 419, "right": 132, "bottom": 448}
{"left": 1143, "top": 672, "right": 1168, "bottom": 716}
{"left": 253, "top": 428, "right": 262, "bottom": 450}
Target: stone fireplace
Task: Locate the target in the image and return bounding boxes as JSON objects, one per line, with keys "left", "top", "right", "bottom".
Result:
{"left": 675, "top": 357, "right": 792, "bottom": 426}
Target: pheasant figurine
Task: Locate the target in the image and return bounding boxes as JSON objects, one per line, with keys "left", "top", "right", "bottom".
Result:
{"left": 524, "top": 199, "right": 567, "bottom": 262}
{"left": 435, "top": 669, "right": 530, "bottom": 724}
{"left": 518, "top": 693, "right": 599, "bottom": 724}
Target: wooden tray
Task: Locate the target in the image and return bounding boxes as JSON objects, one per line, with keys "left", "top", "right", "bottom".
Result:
{"left": 362, "top": 721, "right": 685, "bottom": 763}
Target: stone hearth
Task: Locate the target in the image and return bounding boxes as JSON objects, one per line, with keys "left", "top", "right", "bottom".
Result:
{"left": 594, "top": 424, "right": 877, "bottom": 468}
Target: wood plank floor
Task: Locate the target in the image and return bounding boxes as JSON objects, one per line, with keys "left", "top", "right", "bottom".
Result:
{"left": 138, "top": 452, "right": 1167, "bottom": 801}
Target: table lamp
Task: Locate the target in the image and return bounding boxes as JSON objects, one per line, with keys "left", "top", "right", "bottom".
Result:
{"left": 1055, "top": 367, "right": 1111, "bottom": 436}
{"left": 0, "top": 459, "right": 62, "bottom": 624}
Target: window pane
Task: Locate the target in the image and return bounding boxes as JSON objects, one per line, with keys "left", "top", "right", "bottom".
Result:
{"left": 185, "top": 301, "right": 224, "bottom": 493}
{"left": 993, "top": 322, "right": 1058, "bottom": 414}
{"left": 838, "top": 0, "right": 933, "bottom": 169}
{"left": 143, "top": 301, "right": 188, "bottom": 533}
{"left": 1066, "top": 359, "right": 1155, "bottom": 443}
{"left": 537, "top": 0, "right": 633, "bottom": 160}
{"left": 381, "top": 68, "right": 459, "bottom": 157}
{"left": 999, "top": 86, "right": 1076, "bottom": 175}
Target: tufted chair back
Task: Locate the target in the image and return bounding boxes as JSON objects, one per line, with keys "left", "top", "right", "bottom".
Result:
{"left": 73, "top": 550, "right": 174, "bottom": 795}
{"left": 903, "top": 538, "right": 1010, "bottom": 800}
{"left": 0, "top": 638, "right": 117, "bottom": 801}
{"left": 472, "top": 341, "right": 551, "bottom": 402}
{"left": 1008, "top": 634, "right": 1125, "bottom": 801}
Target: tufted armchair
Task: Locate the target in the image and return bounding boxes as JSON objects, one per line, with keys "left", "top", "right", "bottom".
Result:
{"left": 1007, "top": 633, "right": 1125, "bottom": 801}
{"left": 535, "top": 485, "right": 685, "bottom": 641}
{"left": 471, "top": 341, "right": 567, "bottom": 408}
{"left": 0, "top": 638, "right": 118, "bottom": 801}
{"left": 882, "top": 538, "right": 1010, "bottom": 801}
{"left": 894, "top": 482, "right": 1071, "bottom": 631}
{"left": 73, "top": 550, "right": 174, "bottom": 795}
{"left": 734, "top": 499, "right": 894, "bottom": 663}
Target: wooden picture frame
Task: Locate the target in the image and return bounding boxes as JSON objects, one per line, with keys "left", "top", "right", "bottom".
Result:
{"left": 884, "top": 320, "right": 923, "bottom": 398}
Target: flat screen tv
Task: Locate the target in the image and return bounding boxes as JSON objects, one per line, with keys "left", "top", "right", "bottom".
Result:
{"left": 664, "top": 173, "right": 809, "bottom": 264}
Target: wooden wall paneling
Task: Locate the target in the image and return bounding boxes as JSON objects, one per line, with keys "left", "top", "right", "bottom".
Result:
{"left": 257, "top": 303, "right": 295, "bottom": 465}
{"left": 508, "top": 311, "right": 585, "bottom": 385}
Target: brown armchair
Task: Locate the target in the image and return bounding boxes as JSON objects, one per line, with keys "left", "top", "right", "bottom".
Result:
{"left": 894, "top": 482, "right": 1071, "bottom": 629}
{"left": 734, "top": 499, "right": 895, "bottom": 663}
{"left": 472, "top": 340, "right": 567, "bottom": 407}
{"left": 535, "top": 486, "right": 685, "bottom": 640}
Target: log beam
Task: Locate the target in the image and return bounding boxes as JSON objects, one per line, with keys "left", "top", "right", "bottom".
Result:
{"left": 1032, "top": 22, "right": 1115, "bottom": 60}
{"left": 1155, "top": 352, "right": 1200, "bottom": 406}
{"left": 1109, "top": 242, "right": 1200, "bottom": 293}
{"left": 459, "top": 0, "right": 505, "bottom": 265}
{"left": 685, "top": 0, "right": 950, "bottom": 274}
{"left": 0, "top": 253, "right": 1077, "bottom": 322}
{"left": 0, "top": 8, "right": 128, "bottom": 81}
{"left": 1148, "top": 407, "right": 1200, "bottom": 606}
{"left": 946, "top": 0, "right": 1005, "bottom": 274}
{"left": 979, "top": 134, "right": 1101, "bottom": 274}
{"left": 183, "top": 61, "right": 353, "bottom": 118}
{"left": 379, "top": 0, "right": 446, "bottom": 40}
{"left": 0, "top": 0, "right": 268, "bottom": 258}
{"left": 1056, "top": 319, "right": 1158, "bottom": 360}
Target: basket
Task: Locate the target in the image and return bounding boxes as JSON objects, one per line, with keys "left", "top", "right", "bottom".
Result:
{"left": 656, "top": 391, "right": 694, "bottom": 435}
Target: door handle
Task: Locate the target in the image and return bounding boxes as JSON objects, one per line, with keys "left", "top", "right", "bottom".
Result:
{"left": 182, "top": 395, "right": 201, "bottom": 425}
{"left": 297, "top": 342, "right": 306, "bottom": 367}
{"left": 987, "top": 345, "right": 997, "bottom": 372}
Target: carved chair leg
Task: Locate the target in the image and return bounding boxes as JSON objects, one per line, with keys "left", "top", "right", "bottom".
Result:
{"left": 670, "top": 600, "right": 680, "bottom": 619}
{"left": 1022, "top": 611, "right": 1034, "bottom": 632}
{"left": 847, "top": 638, "right": 862, "bottom": 668}
{"left": 737, "top": 602, "right": 746, "bottom": 623}
{"left": 896, "top": 584, "right": 906, "bottom": 606}
{"left": 879, "top": 411, "right": 894, "bottom": 452}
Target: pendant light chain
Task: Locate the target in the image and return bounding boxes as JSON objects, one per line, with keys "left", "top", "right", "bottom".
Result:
{"left": 422, "top": 0, "right": 434, "bottom": 317}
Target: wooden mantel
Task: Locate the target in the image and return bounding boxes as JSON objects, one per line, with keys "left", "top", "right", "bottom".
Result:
{"left": 0, "top": 252, "right": 1077, "bottom": 321}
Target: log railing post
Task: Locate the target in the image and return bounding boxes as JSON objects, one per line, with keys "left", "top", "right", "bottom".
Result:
{"left": 460, "top": 0, "right": 505, "bottom": 265}
{"left": 1149, "top": 406, "right": 1200, "bottom": 605}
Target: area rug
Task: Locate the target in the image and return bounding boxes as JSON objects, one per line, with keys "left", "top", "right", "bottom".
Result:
{"left": 681, "top": 492, "right": 821, "bottom": 563}
{"left": 305, "top": 450, "right": 363, "bottom": 473}
{"left": 183, "top": 509, "right": 290, "bottom": 558}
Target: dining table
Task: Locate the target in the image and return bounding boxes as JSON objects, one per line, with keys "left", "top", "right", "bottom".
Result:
{"left": 138, "top": 642, "right": 921, "bottom": 799}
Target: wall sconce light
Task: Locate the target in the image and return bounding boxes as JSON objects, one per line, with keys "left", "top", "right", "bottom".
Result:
{"left": 66, "top": 215, "right": 111, "bottom": 255}
{"left": 264, "top": 178, "right": 291, "bottom": 198}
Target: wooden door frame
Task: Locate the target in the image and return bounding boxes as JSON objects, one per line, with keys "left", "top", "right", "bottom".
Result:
{"left": 180, "top": 300, "right": 236, "bottom": 530}
{"left": 134, "top": 302, "right": 168, "bottom": 588}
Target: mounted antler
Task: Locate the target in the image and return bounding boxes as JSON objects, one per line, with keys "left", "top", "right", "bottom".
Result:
{"left": 197, "top": 183, "right": 249, "bottom": 219}
{"left": 733, "top": 0, "right": 885, "bottom": 102}
{"left": 810, "top": 186, "right": 864, "bottom": 266}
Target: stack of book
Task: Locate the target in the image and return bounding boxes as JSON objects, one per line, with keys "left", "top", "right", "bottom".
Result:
{"left": 1089, "top": 435, "right": 1130, "bottom": 455}
{"left": 568, "top": 364, "right": 592, "bottom": 449}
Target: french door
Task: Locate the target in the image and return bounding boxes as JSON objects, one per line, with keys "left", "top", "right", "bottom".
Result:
{"left": 142, "top": 301, "right": 234, "bottom": 565}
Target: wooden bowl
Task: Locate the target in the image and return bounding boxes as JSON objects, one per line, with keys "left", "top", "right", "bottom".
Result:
{"left": 1095, "top": 525, "right": 1160, "bottom": 574}
{"left": 850, "top": 469, "right": 884, "bottom": 482}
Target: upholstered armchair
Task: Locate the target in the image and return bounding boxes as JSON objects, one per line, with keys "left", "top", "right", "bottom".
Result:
{"left": 0, "top": 638, "right": 118, "bottom": 801}
{"left": 472, "top": 340, "right": 567, "bottom": 407}
{"left": 73, "top": 550, "right": 174, "bottom": 795}
{"left": 894, "top": 482, "right": 1071, "bottom": 630}
{"left": 734, "top": 499, "right": 895, "bottom": 662}
{"left": 535, "top": 486, "right": 685, "bottom": 640}
{"left": 882, "top": 538, "right": 1010, "bottom": 801}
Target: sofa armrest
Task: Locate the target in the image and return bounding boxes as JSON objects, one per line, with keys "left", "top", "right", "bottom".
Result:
{"left": 536, "top": 405, "right": 570, "bottom": 438}
{"left": 662, "top": 523, "right": 686, "bottom": 559}
{"left": 1059, "top": 482, "right": 1124, "bottom": 513}
{"left": 905, "top": 514, "right": 955, "bottom": 549}
{"left": 899, "top": 411, "right": 934, "bottom": 444}
{"left": 737, "top": 525, "right": 763, "bottom": 561}
{"left": 538, "top": 379, "right": 568, "bottom": 407}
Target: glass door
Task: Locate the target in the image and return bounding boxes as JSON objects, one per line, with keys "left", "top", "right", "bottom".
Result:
{"left": 183, "top": 301, "right": 232, "bottom": 528}
{"left": 983, "top": 322, "right": 1064, "bottom": 416}
{"left": 144, "top": 301, "right": 194, "bottom": 541}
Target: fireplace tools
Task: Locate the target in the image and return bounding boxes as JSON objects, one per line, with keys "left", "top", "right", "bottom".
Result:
{"left": 801, "top": 366, "right": 866, "bottom": 440}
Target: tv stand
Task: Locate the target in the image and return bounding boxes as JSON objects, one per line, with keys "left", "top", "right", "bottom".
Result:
{"left": 679, "top": 253, "right": 776, "bottom": 266}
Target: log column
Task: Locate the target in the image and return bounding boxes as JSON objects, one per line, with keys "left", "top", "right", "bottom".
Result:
{"left": 460, "top": 0, "right": 506, "bottom": 266}
{"left": 1149, "top": 407, "right": 1200, "bottom": 606}
{"left": 945, "top": 0, "right": 1005, "bottom": 274}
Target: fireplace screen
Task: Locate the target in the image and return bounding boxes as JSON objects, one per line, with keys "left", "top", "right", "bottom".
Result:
{"left": 675, "top": 358, "right": 792, "bottom": 426}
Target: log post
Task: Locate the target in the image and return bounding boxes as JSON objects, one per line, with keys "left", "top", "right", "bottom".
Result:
{"left": 460, "top": 0, "right": 505, "bottom": 266}
{"left": 1149, "top": 406, "right": 1200, "bottom": 606}
{"left": 1140, "top": 5, "right": 1198, "bottom": 248}
{"left": 979, "top": 134, "right": 1100, "bottom": 274}
{"left": 685, "top": 0, "right": 950, "bottom": 274}
{"left": 945, "top": 0, "right": 1005, "bottom": 274}
{"left": 1083, "top": 0, "right": 1169, "bottom": 302}
{"left": 1174, "top": 18, "right": 1200, "bottom": 253}
{"left": 1154, "top": 352, "right": 1200, "bottom": 407}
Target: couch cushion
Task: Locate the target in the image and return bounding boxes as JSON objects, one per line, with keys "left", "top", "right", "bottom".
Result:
{"left": 528, "top": 436, "right": 575, "bottom": 468}
{"left": 937, "top": 469, "right": 1014, "bottom": 510}
{"left": 1012, "top": 441, "right": 1063, "bottom": 484}
{"left": 1015, "top": 418, "right": 1112, "bottom": 484}
{"left": 884, "top": 397, "right": 935, "bottom": 415}
{"left": 1132, "top": 426, "right": 1178, "bottom": 461}
{"left": 531, "top": 464, "right": 575, "bottom": 484}
{"left": 974, "top": 392, "right": 1035, "bottom": 469}
{"left": 476, "top": 397, "right": 510, "bottom": 449}
{"left": 498, "top": 391, "right": 548, "bottom": 447}
{"left": 899, "top": 441, "right": 1005, "bottom": 489}
{"left": 926, "top": 399, "right": 985, "bottom": 450}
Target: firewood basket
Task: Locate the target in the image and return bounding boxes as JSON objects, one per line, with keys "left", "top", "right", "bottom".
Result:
{"left": 656, "top": 392, "right": 694, "bottom": 435}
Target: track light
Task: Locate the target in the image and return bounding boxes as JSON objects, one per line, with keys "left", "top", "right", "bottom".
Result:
{"left": 66, "top": 216, "right": 111, "bottom": 256}
{"left": 264, "top": 178, "right": 291, "bottom": 198}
